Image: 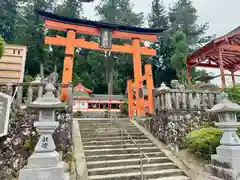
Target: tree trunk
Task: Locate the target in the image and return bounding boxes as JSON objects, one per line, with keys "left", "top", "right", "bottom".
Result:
{"left": 108, "top": 67, "right": 113, "bottom": 95}
{"left": 40, "top": 62, "right": 44, "bottom": 79}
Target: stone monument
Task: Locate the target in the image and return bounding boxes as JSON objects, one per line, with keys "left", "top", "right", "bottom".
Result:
{"left": 0, "top": 92, "right": 11, "bottom": 137}
{"left": 206, "top": 92, "right": 240, "bottom": 180}
{"left": 19, "top": 83, "right": 69, "bottom": 180}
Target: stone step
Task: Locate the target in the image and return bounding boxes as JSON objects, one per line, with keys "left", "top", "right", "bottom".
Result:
{"left": 82, "top": 139, "right": 151, "bottom": 146}
{"left": 80, "top": 132, "right": 144, "bottom": 138}
{"left": 77, "top": 119, "right": 129, "bottom": 123}
{"left": 148, "top": 176, "right": 190, "bottom": 180}
{"left": 84, "top": 147, "right": 161, "bottom": 156}
{"left": 78, "top": 122, "right": 133, "bottom": 127}
{"left": 81, "top": 135, "right": 148, "bottom": 142}
{"left": 88, "top": 163, "right": 178, "bottom": 176}
{"left": 80, "top": 128, "right": 141, "bottom": 134}
{"left": 88, "top": 169, "right": 184, "bottom": 180}
{"left": 86, "top": 152, "right": 165, "bottom": 161}
{"left": 83, "top": 143, "right": 155, "bottom": 150}
{"left": 87, "top": 157, "right": 171, "bottom": 169}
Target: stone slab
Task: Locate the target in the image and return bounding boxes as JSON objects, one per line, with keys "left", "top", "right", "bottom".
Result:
{"left": 19, "top": 162, "right": 68, "bottom": 180}
{"left": 27, "top": 151, "right": 60, "bottom": 168}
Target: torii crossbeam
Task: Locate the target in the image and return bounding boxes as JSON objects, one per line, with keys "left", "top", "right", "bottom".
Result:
{"left": 38, "top": 10, "right": 164, "bottom": 117}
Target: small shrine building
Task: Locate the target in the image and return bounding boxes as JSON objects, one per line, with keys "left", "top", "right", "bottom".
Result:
{"left": 73, "top": 83, "right": 125, "bottom": 117}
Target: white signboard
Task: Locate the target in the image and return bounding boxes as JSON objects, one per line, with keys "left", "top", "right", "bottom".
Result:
{"left": 0, "top": 92, "right": 11, "bottom": 137}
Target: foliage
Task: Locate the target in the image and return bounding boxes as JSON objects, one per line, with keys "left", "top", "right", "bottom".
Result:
{"left": 120, "top": 100, "right": 128, "bottom": 116}
{"left": 148, "top": 0, "right": 177, "bottom": 87}
{"left": 225, "top": 84, "right": 240, "bottom": 104}
{"left": 184, "top": 128, "right": 223, "bottom": 160}
{"left": 0, "top": 36, "right": 4, "bottom": 58}
{"left": 0, "top": 0, "right": 19, "bottom": 43}
{"left": 95, "top": 0, "right": 144, "bottom": 94}
{"left": 168, "top": 0, "right": 213, "bottom": 83}
{"left": 74, "top": 111, "right": 84, "bottom": 118}
{"left": 169, "top": 0, "right": 212, "bottom": 51}
{"left": 104, "top": 108, "right": 110, "bottom": 118}
{"left": 171, "top": 31, "right": 189, "bottom": 85}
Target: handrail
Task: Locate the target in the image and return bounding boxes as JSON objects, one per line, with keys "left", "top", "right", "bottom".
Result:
{"left": 120, "top": 128, "right": 149, "bottom": 180}
{"left": 121, "top": 128, "right": 149, "bottom": 161}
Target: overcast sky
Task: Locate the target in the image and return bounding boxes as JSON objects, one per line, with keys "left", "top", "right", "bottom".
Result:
{"left": 82, "top": 0, "right": 240, "bottom": 86}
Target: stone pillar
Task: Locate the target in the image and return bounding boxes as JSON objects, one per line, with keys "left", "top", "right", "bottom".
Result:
{"left": 206, "top": 92, "right": 240, "bottom": 180}
{"left": 19, "top": 83, "right": 68, "bottom": 180}
{"left": 16, "top": 86, "right": 23, "bottom": 109}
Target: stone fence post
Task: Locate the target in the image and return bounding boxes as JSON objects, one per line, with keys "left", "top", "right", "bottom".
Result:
{"left": 206, "top": 92, "right": 240, "bottom": 180}
{"left": 19, "top": 83, "right": 69, "bottom": 180}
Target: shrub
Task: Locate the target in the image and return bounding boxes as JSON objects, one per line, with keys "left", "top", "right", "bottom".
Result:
{"left": 184, "top": 128, "right": 223, "bottom": 160}
{"left": 0, "top": 36, "right": 4, "bottom": 58}
{"left": 225, "top": 84, "right": 240, "bottom": 104}
{"left": 120, "top": 100, "right": 128, "bottom": 116}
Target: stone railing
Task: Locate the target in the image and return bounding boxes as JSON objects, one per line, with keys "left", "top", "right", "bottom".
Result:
{"left": 0, "top": 82, "right": 73, "bottom": 111}
{"left": 154, "top": 83, "right": 221, "bottom": 112}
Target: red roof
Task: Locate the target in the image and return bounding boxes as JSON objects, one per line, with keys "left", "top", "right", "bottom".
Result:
{"left": 187, "top": 26, "right": 240, "bottom": 72}
{"left": 73, "top": 83, "right": 93, "bottom": 93}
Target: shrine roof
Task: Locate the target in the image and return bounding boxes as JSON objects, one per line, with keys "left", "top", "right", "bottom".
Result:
{"left": 73, "top": 83, "right": 93, "bottom": 94}
{"left": 187, "top": 26, "right": 240, "bottom": 72}
{"left": 37, "top": 10, "right": 165, "bottom": 35}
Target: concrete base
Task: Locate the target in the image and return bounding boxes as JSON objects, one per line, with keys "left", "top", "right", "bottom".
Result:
{"left": 27, "top": 151, "right": 60, "bottom": 168}
{"left": 206, "top": 164, "right": 240, "bottom": 180}
{"left": 212, "top": 145, "right": 240, "bottom": 172}
{"left": 19, "top": 162, "right": 69, "bottom": 180}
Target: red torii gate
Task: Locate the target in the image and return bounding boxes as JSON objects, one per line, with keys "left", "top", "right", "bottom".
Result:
{"left": 38, "top": 10, "right": 164, "bottom": 117}
{"left": 187, "top": 26, "right": 240, "bottom": 88}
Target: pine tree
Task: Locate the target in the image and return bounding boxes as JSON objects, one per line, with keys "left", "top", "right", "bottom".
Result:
{"left": 169, "top": 0, "right": 211, "bottom": 51}
{"left": 148, "top": 0, "right": 168, "bottom": 29}
{"left": 56, "top": 0, "right": 83, "bottom": 18}
{"left": 148, "top": 0, "right": 177, "bottom": 87}
{"left": 171, "top": 31, "right": 189, "bottom": 85}
{"left": 168, "top": 0, "right": 212, "bottom": 83}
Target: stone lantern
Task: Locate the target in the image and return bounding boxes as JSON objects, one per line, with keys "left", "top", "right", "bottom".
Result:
{"left": 19, "top": 83, "right": 68, "bottom": 180}
{"left": 207, "top": 92, "right": 240, "bottom": 179}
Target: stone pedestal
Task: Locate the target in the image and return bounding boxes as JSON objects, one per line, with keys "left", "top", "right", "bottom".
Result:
{"left": 19, "top": 83, "right": 69, "bottom": 180}
{"left": 206, "top": 92, "right": 240, "bottom": 180}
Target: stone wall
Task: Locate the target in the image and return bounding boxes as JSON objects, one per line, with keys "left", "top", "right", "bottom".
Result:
{"left": 138, "top": 110, "right": 218, "bottom": 149}
{"left": 0, "top": 105, "right": 73, "bottom": 180}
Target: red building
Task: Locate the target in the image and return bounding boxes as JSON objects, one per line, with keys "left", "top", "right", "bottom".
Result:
{"left": 73, "top": 83, "right": 125, "bottom": 116}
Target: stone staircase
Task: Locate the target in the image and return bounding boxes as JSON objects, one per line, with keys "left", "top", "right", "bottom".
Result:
{"left": 78, "top": 119, "right": 190, "bottom": 180}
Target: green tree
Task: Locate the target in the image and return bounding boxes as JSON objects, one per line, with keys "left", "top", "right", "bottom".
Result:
{"left": 0, "top": 36, "right": 4, "bottom": 58}
{"left": 148, "top": 0, "right": 177, "bottom": 87}
{"left": 56, "top": 0, "right": 83, "bottom": 18}
{"left": 95, "top": 0, "right": 144, "bottom": 94}
{"left": 15, "top": 0, "right": 55, "bottom": 76}
{"left": 169, "top": 0, "right": 211, "bottom": 51}
{"left": 171, "top": 31, "right": 189, "bottom": 85}
{"left": 168, "top": 0, "right": 212, "bottom": 83}
{"left": 0, "top": 0, "right": 19, "bottom": 43}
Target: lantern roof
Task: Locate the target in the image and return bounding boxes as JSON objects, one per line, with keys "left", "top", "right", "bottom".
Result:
{"left": 207, "top": 92, "right": 240, "bottom": 113}
{"left": 27, "top": 83, "right": 66, "bottom": 109}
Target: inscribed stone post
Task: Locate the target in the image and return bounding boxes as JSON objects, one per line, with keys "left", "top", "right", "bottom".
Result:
{"left": 0, "top": 92, "right": 11, "bottom": 137}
